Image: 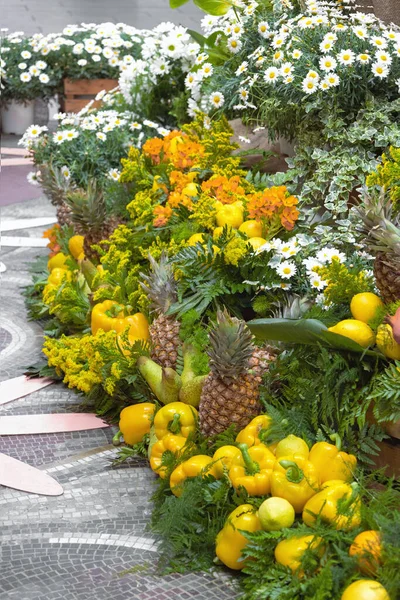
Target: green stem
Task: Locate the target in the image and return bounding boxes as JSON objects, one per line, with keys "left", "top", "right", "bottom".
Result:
{"left": 329, "top": 433, "right": 342, "bottom": 450}
{"left": 112, "top": 430, "right": 122, "bottom": 446}
{"left": 168, "top": 413, "right": 181, "bottom": 435}
{"left": 279, "top": 460, "right": 304, "bottom": 483}
{"left": 238, "top": 443, "right": 260, "bottom": 475}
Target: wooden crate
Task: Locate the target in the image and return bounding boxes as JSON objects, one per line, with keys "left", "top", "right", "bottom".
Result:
{"left": 63, "top": 79, "right": 118, "bottom": 113}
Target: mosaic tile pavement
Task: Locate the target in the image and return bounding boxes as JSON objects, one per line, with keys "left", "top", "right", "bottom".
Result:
{"left": 0, "top": 197, "right": 241, "bottom": 599}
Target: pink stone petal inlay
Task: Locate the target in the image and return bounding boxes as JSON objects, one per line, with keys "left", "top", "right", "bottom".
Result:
{"left": 0, "top": 413, "right": 109, "bottom": 435}
{"left": 0, "top": 376, "right": 53, "bottom": 406}
{"left": 0, "top": 452, "right": 63, "bottom": 496}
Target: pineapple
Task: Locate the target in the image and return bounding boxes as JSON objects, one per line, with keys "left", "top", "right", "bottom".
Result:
{"left": 140, "top": 254, "right": 181, "bottom": 369}
{"left": 355, "top": 192, "right": 400, "bottom": 303}
{"left": 64, "top": 180, "right": 120, "bottom": 261}
{"left": 199, "top": 309, "right": 273, "bottom": 437}
{"left": 39, "top": 162, "right": 74, "bottom": 225}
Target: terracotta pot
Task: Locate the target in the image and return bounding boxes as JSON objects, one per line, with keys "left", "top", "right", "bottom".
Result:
{"left": 1, "top": 100, "right": 35, "bottom": 135}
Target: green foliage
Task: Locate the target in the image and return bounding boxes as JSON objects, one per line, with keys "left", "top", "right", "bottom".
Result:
{"left": 259, "top": 345, "right": 386, "bottom": 464}
{"left": 178, "top": 310, "right": 210, "bottom": 375}
{"left": 369, "top": 361, "right": 400, "bottom": 424}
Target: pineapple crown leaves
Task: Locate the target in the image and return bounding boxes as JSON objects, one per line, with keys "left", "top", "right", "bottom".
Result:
{"left": 355, "top": 190, "right": 400, "bottom": 255}
{"left": 139, "top": 252, "right": 178, "bottom": 315}
{"left": 207, "top": 308, "right": 255, "bottom": 379}
{"left": 65, "top": 179, "right": 108, "bottom": 234}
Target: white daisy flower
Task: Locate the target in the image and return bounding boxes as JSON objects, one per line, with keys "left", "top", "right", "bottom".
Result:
{"left": 41, "top": 47, "right": 50, "bottom": 55}
{"left": 53, "top": 112, "right": 66, "bottom": 120}
{"left": 280, "top": 62, "right": 293, "bottom": 77}
{"left": 302, "top": 77, "right": 318, "bottom": 94}
{"left": 325, "top": 248, "right": 346, "bottom": 263}
{"left": 371, "top": 62, "right": 389, "bottom": 78}
{"left": 61, "top": 165, "right": 70, "bottom": 180}
{"left": 384, "top": 29, "right": 400, "bottom": 43}
{"left": 77, "top": 59, "right": 88, "bottom": 66}
{"left": 272, "top": 35, "right": 286, "bottom": 49}
{"left": 333, "top": 23, "right": 348, "bottom": 32}
{"left": 27, "top": 171, "right": 39, "bottom": 185}
{"left": 158, "top": 127, "right": 170, "bottom": 137}
{"left": 326, "top": 73, "right": 340, "bottom": 87}
{"left": 352, "top": 26, "right": 368, "bottom": 40}
{"left": 273, "top": 51, "right": 283, "bottom": 63}
{"left": 92, "top": 54, "right": 101, "bottom": 62}
{"left": 309, "top": 275, "right": 327, "bottom": 290}
{"left": 236, "top": 61, "right": 248, "bottom": 76}
{"left": 20, "top": 72, "right": 31, "bottom": 82}
{"left": 264, "top": 66, "right": 279, "bottom": 84}
{"left": 303, "top": 257, "right": 322, "bottom": 273}
{"left": 53, "top": 131, "right": 66, "bottom": 144}
{"left": 21, "top": 50, "right": 31, "bottom": 59}
{"left": 209, "top": 91, "right": 224, "bottom": 108}
{"left": 319, "top": 55, "right": 337, "bottom": 71}
{"left": 258, "top": 22, "right": 269, "bottom": 38}
{"left": 306, "top": 70, "right": 320, "bottom": 81}
{"left": 375, "top": 51, "right": 392, "bottom": 65}
{"left": 201, "top": 62, "right": 213, "bottom": 78}
{"left": 238, "top": 87, "right": 249, "bottom": 101}
{"left": 36, "top": 60, "right": 47, "bottom": 69}
{"left": 26, "top": 125, "right": 42, "bottom": 137}
{"left": 278, "top": 242, "right": 299, "bottom": 258}
{"left": 320, "top": 40, "right": 333, "bottom": 53}
{"left": 394, "top": 45, "right": 400, "bottom": 58}
{"left": 39, "top": 73, "right": 49, "bottom": 83}
{"left": 227, "top": 37, "right": 242, "bottom": 54}
{"left": 18, "top": 62, "right": 27, "bottom": 69}
{"left": 64, "top": 129, "right": 79, "bottom": 140}
{"left": 370, "top": 36, "right": 387, "bottom": 49}
{"left": 96, "top": 132, "right": 107, "bottom": 141}
{"left": 338, "top": 49, "right": 356, "bottom": 66}
{"left": 108, "top": 168, "right": 120, "bottom": 181}
{"left": 283, "top": 75, "right": 294, "bottom": 84}
{"left": 195, "top": 53, "right": 208, "bottom": 65}
{"left": 292, "top": 49, "right": 303, "bottom": 59}
{"left": 276, "top": 260, "right": 297, "bottom": 279}
{"left": 231, "top": 23, "right": 243, "bottom": 37}
{"left": 29, "top": 65, "right": 40, "bottom": 76}
{"left": 357, "top": 53, "right": 371, "bottom": 64}
{"left": 185, "top": 72, "right": 198, "bottom": 89}
{"left": 72, "top": 43, "right": 84, "bottom": 54}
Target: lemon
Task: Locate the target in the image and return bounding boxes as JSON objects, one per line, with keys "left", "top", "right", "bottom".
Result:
{"left": 275, "top": 434, "right": 309, "bottom": 459}
{"left": 328, "top": 319, "right": 375, "bottom": 348}
{"left": 350, "top": 292, "right": 383, "bottom": 323}
{"left": 187, "top": 233, "right": 204, "bottom": 246}
{"left": 248, "top": 237, "right": 267, "bottom": 251}
{"left": 258, "top": 497, "right": 295, "bottom": 531}
{"left": 376, "top": 324, "right": 400, "bottom": 359}
{"left": 239, "top": 220, "right": 263, "bottom": 238}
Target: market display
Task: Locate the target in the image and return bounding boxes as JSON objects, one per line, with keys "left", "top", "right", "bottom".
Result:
{"left": 3, "top": 0, "right": 400, "bottom": 597}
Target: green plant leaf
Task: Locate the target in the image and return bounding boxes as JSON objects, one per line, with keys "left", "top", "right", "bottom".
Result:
{"left": 247, "top": 318, "right": 382, "bottom": 356}
{"left": 187, "top": 29, "right": 207, "bottom": 47}
{"left": 193, "top": 0, "right": 232, "bottom": 15}
{"left": 170, "top": 0, "right": 189, "bottom": 7}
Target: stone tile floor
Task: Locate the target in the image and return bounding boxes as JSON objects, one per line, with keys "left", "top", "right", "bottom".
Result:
{"left": 0, "top": 195, "right": 240, "bottom": 599}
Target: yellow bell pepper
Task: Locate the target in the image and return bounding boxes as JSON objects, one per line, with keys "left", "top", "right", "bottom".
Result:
{"left": 216, "top": 504, "right": 262, "bottom": 570}
{"left": 302, "top": 480, "right": 361, "bottom": 530}
{"left": 229, "top": 443, "right": 276, "bottom": 496}
{"left": 271, "top": 454, "right": 319, "bottom": 513}
{"left": 236, "top": 415, "right": 271, "bottom": 447}
{"left": 150, "top": 433, "right": 188, "bottom": 478}
{"left": 47, "top": 252, "right": 67, "bottom": 271}
{"left": 68, "top": 235, "right": 85, "bottom": 260}
{"left": 113, "top": 403, "right": 155, "bottom": 446}
{"left": 213, "top": 445, "right": 242, "bottom": 478}
{"left": 216, "top": 201, "right": 244, "bottom": 229}
{"left": 309, "top": 437, "right": 357, "bottom": 483}
{"left": 91, "top": 300, "right": 149, "bottom": 340}
{"left": 274, "top": 535, "right": 325, "bottom": 573}
{"left": 170, "top": 454, "right": 218, "bottom": 496}
{"left": 153, "top": 402, "right": 198, "bottom": 440}
{"left": 48, "top": 267, "right": 70, "bottom": 286}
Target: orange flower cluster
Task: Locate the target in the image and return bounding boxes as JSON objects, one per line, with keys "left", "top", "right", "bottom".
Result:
{"left": 153, "top": 205, "right": 173, "bottom": 228}
{"left": 247, "top": 186, "right": 299, "bottom": 231}
{"left": 143, "top": 131, "right": 205, "bottom": 170}
{"left": 201, "top": 175, "right": 245, "bottom": 205}
{"left": 42, "top": 224, "right": 61, "bottom": 256}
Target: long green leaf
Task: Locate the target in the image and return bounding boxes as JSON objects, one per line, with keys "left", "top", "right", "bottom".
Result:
{"left": 193, "top": 0, "right": 232, "bottom": 15}
{"left": 187, "top": 29, "right": 207, "bottom": 47}
{"left": 247, "top": 318, "right": 382, "bottom": 356}
{"left": 170, "top": 0, "right": 189, "bottom": 7}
